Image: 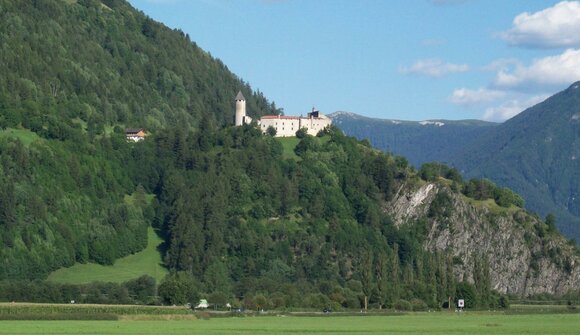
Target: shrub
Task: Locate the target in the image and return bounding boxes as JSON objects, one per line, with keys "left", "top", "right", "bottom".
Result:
{"left": 394, "top": 299, "right": 412, "bottom": 311}
{"left": 295, "top": 128, "right": 308, "bottom": 138}
{"left": 411, "top": 298, "right": 428, "bottom": 311}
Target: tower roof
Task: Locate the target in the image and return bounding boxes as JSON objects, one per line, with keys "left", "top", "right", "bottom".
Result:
{"left": 235, "top": 91, "right": 246, "bottom": 101}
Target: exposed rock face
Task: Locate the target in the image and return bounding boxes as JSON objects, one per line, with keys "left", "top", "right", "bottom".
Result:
{"left": 386, "top": 183, "right": 580, "bottom": 296}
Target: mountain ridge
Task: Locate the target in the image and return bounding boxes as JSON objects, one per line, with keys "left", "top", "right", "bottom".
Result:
{"left": 329, "top": 111, "right": 498, "bottom": 127}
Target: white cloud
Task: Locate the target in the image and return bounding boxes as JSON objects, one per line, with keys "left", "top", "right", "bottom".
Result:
{"left": 482, "top": 58, "right": 521, "bottom": 72}
{"left": 481, "top": 95, "right": 548, "bottom": 122}
{"left": 493, "top": 49, "right": 580, "bottom": 90}
{"left": 449, "top": 88, "right": 506, "bottom": 106}
{"left": 399, "top": 59, "right": 469, "bottom": 77}
{"left": 500, "top": 1, "right": 580, "bottom": 49}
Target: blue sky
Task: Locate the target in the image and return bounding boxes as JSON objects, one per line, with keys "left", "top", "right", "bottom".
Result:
{"left": 127, "top": 0, "right": 580, "bottom": 122}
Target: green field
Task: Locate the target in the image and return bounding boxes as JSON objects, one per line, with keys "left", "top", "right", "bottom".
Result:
{"left": 47, "top": 227, "right": 167, "bottom": 284}
{"left": 0, "top": 313, "right": 579, "bottom": 335}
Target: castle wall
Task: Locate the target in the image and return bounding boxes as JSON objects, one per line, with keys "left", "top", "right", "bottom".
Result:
{"left": 301, "top": 116, "right": 331, "bottom": 136}
{"left": 260, "top": 116, "right": 301, "bottom": 137}
{"left": 259, "top": 114, "right": 331, "bottom": 137}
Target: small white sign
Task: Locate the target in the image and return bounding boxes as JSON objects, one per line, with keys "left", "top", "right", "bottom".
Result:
{"left": 458, "top": 299, "right": 465, "bottom": 308}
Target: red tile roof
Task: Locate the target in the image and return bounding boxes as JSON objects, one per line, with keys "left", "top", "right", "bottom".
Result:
{"left": 261, "top": 115, "right": 301, "bottom": 120}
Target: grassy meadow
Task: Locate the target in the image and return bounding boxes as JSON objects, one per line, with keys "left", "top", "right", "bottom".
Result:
{"left": 47, "top": 227, "right": 167, "bottom": 284}
{"left": 276, "top": 135, "right": 331, "bottom": 161}
{"left": 277, "top": 136, "right": 301, "bottom": 160}
{"left": 0, "top": 128, "right": 40, "bottom": 146}
{"left": 0, "top": 313, "right": 579, "bottom": 335}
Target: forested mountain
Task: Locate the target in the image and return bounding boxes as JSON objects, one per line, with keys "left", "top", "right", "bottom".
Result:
{"left": 0, "top": 0, "right": 278, "bottom": 132}
{"left": 330, "top": 85, "right": 580, "bottom": 241}
{"left": 0, "top": 0, "right": 578, "bottom": 310}
{"left": 453, "top": 82, "right": 580, "bottom": 242}
{"left": 139, "top": 127, "right": 579, "bottom": 308}
{"left": 0, "top": 0, "right": 277, "bottom": 280}
{"left": 329, "top": 112, "right": 497, "bottom": 167}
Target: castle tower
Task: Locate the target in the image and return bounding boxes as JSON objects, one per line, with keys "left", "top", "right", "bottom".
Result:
{"left": 235, "top": 91, "right": 246, "bottom": 126}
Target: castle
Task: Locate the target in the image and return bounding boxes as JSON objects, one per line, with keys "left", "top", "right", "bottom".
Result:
{"left": 235, "top": 91, "right": 331, "bottom": 137}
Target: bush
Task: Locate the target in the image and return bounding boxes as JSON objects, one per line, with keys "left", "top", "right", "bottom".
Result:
{"left": 394, "top": 299, "right": 412, "bottom": 311}
{"left": 411, "top": 298, "right": 428, "bottom": 311}
{"left": 295, "top": 128, "right": 308, "bottom": 138}
{"left": 499, "top": 295, "right": 510, "bottom": 309}
{"left": 158, "top": 272, "right": 200, "bottom": 306}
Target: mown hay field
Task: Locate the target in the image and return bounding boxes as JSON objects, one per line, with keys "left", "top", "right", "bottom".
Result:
{"left": 1, "top": 313, "right": 579, "bottom": 335}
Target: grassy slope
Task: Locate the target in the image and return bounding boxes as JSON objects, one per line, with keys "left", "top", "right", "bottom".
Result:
{"left": 0, "top": 128, "right": 41, "bottom": 146}
{"left": 276, "top": 136, "right": 331, "bottom": 161}
{"left": 277, "top": 137, "right": 301, "bottom": 160}
{"left": 0, "top": 314, "right": 579, "bottom": 335}
{"left": 47, "top": 227, "right": 167, "bottom": 284}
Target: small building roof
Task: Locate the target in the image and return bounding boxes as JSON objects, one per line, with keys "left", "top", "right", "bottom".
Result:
{"left": 125, "top": 128, "right": 144, "bottom": 134}
{"left": 235, "top": 91, "right": 246, "bottom": 101}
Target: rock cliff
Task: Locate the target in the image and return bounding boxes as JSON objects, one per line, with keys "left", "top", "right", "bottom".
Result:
{"left": 386, "top": 182, "right": 580, "bottom": 296}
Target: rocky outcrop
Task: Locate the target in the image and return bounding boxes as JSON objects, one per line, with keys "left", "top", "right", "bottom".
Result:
{"left": 386, "top": 182, "right": 580, "bottom": 296}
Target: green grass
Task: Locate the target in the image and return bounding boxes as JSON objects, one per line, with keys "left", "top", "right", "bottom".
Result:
{"left": 276, "top": 135, "right": 331, "bottom": 161}
{"left": 47, "top": 227, "right": 167, "bottom": 284}
{"left": 0, "top": 128, "right": 40, "bottom": 146}
{"left": 0, "top": 313, "right": 579, "bottom": 334}
{"left": 462, "top": 195, "right": 520, "bottom": 215}
{"left": 0, "top": 303, "right": 191, "bottom": 316}
{"left": 277, "top": 136, "right": 301, "bottom": 160}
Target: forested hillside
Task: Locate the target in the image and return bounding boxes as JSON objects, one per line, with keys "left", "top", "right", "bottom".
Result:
{"left": 0, "top": 0, "right": 278, "bottom": 132}
{"left": 113, "top": 125, "right": 523, "bottom": 309}
{"left": 110, "top": 126, "right": 579, "bottom": 308}
{"left": 0, "top": 0, "right": 277, "bottom": 280}
{"left": 0, "top": 0, "right": 578, "bottom": 310}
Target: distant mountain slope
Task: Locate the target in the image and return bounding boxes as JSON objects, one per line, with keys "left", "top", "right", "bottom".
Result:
{"left": 329, "top": 112, "right": 497, "bottom": 167}
{"left": 330, "top": 83, "right": 580, "bottom": 241}
{"left": 453, "top": 82, "right": 580, "bottom": 240}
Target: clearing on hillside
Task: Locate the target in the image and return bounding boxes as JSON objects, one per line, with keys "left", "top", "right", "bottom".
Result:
{"left": 47, "top": 227, "right": 167, "bottom": 284}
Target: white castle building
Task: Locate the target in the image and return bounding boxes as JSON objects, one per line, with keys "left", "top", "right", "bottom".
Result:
{"left": 234, "top": 91, "right": 331, "bottom": 137}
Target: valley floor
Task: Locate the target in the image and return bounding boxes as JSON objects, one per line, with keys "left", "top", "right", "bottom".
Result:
{"left": 1, "top": 313, "right": 579, "bottom": 335}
